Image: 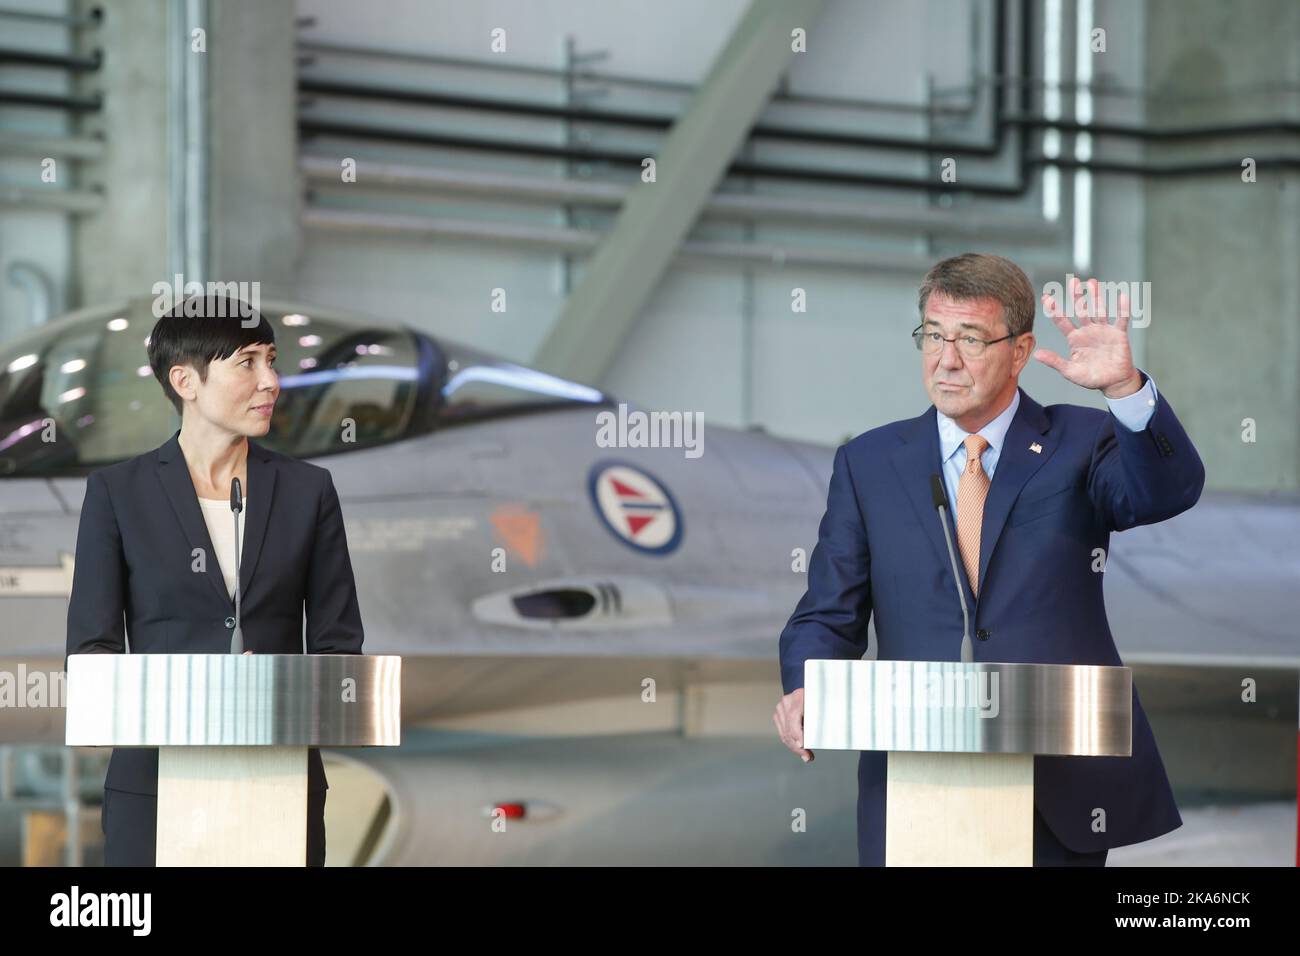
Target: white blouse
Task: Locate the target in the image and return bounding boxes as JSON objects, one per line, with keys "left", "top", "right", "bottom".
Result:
{"left": 197, "top": 496, "right": 247, "bottom": 601}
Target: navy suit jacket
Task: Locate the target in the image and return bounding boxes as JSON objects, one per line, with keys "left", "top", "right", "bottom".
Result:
{"left": 778, "top": 380, "right": 1205, "bottom": 864}
{"left": 65, "top": 429, "right": 365, "bottom": 795}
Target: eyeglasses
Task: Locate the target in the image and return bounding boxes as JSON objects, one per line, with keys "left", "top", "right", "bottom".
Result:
{"left": 911, "top": 323, "right": 1017, "bottom": 358}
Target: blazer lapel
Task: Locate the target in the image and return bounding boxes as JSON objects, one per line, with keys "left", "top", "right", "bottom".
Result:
{"left": 157, "top": 430, "right": 233, "bottom": 610}
{"left": 238, "top": 439, "right": 275, "bottom": 601}
{"left": 889, "top": 405, "right": 974, "bottom": 606}
{"left": 975, "top": 388, "right": 1054, "bottom": 595}
{"left": 155, "top": 430, "right": 278, "bottom": 611}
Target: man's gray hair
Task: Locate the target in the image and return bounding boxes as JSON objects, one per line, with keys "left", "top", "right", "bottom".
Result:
{"left": 917, "top": 253, "right": 1036, "bottom": 337}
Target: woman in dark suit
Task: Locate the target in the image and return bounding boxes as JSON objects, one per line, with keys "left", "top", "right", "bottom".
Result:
{"left": 65, "top": 295, "right": 365, "bottom": 866}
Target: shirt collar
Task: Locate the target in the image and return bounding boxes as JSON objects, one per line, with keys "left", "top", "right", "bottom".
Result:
{"left": 936, "top": 387, "right": 1021, "bottom": 464}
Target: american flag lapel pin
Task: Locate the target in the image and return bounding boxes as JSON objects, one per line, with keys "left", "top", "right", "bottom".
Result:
{"left": 1029, "top": 442, "right": 1043, "bottom": 454}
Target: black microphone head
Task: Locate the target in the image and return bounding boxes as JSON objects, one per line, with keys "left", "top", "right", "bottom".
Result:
{"left": 929, "top": 473, "right": 947, "bottom": 510}
{"left": 230, "top": 477, "right": 243, "bottom": 513}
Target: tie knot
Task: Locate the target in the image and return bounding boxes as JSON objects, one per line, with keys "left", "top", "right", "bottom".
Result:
{"left": 963, "top": 434, "right": 989, "bottom": 470}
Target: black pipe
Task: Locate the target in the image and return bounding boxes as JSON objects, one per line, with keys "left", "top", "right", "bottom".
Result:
{"left": 300, "top": 0, "right": 1287, "bottom": 190}
{"left": 299, "top": 41, "right": 1300, "bottom": 158}
{"left": 299, "top": 0, "right": 1026, "bottom": 197}
{"left": 1027, "top": 155, "right": 1300, "bottom": 175}
{"left": 299, "top": 119, "right": 964, "bottom": 189}
{"left": 0, "top": 6, "right": 101, "bottom": 28}
{"left": 0, "top": 48, "right": 101, "bottom": 71}
{"left": 299, "top": 76, "right": 1299, "bottom": 165}
{"left": 0, "top": 90, "right": 101, "bottom": 112}
{"left": 1014, "top": 0, "right": 1032, "bottom": 193}
{"left": 1008, "top": 115, "right": 1300, "bottom": 141}
{"left": 295, "top": 38, "right": 981, "bottom": 120}
{"left": 292, "top": 5, "right": 1053, "bottom": 200}
{"left": 299, "top": 77, "right": 1009, "bottom": 158}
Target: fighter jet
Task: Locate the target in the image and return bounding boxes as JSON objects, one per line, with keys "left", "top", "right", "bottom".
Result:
{"left": 0, "top": 297, "right": 827, "bottom": 676}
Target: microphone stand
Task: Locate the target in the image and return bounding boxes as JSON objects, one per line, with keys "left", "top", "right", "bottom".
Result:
{"left": 930, "top": 474, "right": 973, "bottom": 664}
{"left": 230, "top": 477, "right": 244, "bottom": 655}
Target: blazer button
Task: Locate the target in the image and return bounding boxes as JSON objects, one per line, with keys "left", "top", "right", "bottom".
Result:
{"left": 225, "top": 616, "right": 236, "bottom": 629}
{"left": 976, "top": 628, "right": 991, "bottom": 641}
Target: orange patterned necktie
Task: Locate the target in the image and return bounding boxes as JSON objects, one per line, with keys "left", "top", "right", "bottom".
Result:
{"left": 956, "top": 434, "right": 991, "bottom": 597}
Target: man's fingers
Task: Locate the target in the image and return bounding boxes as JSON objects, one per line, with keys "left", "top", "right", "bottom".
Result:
{"left": 1071, "top": 276, "right": 1109, "bottom": 323}
{"left": 774, "top": 705, "right": 813, "bottom": 761}
{"left": 774, "top": 690, "right": 811, "bottom": 762}
{"left": 1065, "top": 276, "right": 1134, "bottom": 328}
{"left": 1041, "top": 292, "right": 1075, "bottom": 336}
{"left": 783, "top": 711, "right": 801, "bottom": 752}
{"left": 787, "top": 725, "right": 814, "bottom": 762}
{"left": 1070, "top": 276, "right": 1089, "bottom": 321}
{"left": 773, "top": 708, "right": 793, "bottom": 750}
{"left": 1115, "top": 289, "right": 1131, "bottom": 331}
{"left": 1033, "top": 349, "right": 1066, "bottom": 373}
{"left": 1089, "top": 278, "right": 1106, "bottom": 321}
{"left": 1042, "top": 290, "right": 1063, "bottom": 319}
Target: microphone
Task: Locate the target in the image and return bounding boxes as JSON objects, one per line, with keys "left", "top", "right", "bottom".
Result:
{"left": 929, "top": 474, "right": 973, "bottom": 664}
{"left": 229, "top": 477, "right": 244, "bottom": 655}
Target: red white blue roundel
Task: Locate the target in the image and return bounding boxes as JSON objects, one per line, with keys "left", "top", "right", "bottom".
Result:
{"left": 588, "top": 461, "right": 683, "bottom": 556}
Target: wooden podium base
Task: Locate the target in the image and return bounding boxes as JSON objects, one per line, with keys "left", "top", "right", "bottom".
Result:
{"left": 885, "top": 751, "right": 1034, "bottom": 866}
{"left": 157, "top": 746, "right": 308, "bottom": 866}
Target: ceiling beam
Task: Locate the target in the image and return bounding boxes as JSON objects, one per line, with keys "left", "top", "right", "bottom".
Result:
{"left": 531, "top": 0, "right": 827, "bottom": 384}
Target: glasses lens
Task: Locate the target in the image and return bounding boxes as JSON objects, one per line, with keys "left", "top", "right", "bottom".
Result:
{"left": 915, "top": 331, "right": 986, "bottom": 357}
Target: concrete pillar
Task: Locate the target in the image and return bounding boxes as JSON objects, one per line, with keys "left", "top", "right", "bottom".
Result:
{"left": 71, "top": 0, "right": 170, "bottom": 306}
{"left": 70, "top": 0, "right": 299, "bottom": 306}
{"left": 1143, "top": 0, "right": 1300, "bottom": 492}
{"left": 206, "top": 0, "right": 300, "bottom": 295}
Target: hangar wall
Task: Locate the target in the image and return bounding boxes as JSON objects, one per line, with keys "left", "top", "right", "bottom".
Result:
{"left": 1, "top": 0, "right": 1295, "bottom": 490}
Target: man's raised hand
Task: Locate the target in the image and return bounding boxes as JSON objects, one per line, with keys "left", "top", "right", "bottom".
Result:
{"left": 1037, "top": 276, "right": 1143, "bottom": 398}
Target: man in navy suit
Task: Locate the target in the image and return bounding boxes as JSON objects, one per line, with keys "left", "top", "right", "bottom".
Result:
{"left": 774, "top": 253, "right": 1205, "bottom": 866}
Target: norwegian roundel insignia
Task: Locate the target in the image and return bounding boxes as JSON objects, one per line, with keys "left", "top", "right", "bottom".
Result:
{"left": 587, "top": 461, "right": 683, "bottom": 556}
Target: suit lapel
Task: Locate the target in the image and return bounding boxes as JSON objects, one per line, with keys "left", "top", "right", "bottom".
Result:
{"left": 890, "top": 387, "right": 1054, "bottom": 603}
{"left": 975, "top": 389, "right": 1054, "bottom": 593}
{"left": 157, "top": 430, "right": 232, "bottom": 610}
{"left": 890, "top": 405, "right": 973, "bottom": 606}
{"left": 156, "top": 430, "right": 277, "bottom": 611}
{"left": 238, "top": 439, "right": 275, "bottom": 601}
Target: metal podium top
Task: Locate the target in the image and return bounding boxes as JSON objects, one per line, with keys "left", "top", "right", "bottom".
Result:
{"left": 65, "top": 654, "right": 401, "bottom": 747}
{"left": 803, "top": 660, "right": 1132, "bottom": 757}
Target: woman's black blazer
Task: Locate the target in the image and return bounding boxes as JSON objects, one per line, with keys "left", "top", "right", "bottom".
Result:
{"left": 65, "top": 428, "right": 365, "bottom": 795}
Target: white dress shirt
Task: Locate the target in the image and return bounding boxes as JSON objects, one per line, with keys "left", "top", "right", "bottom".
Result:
{"left": 197, "top": 495, "right": 247, "bottom": 601}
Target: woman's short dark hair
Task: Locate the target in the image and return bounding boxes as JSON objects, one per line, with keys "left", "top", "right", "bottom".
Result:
{"left": 147, "top": 295, "right": 276, "bottom": 416}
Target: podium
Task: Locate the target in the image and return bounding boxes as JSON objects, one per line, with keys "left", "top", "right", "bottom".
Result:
{"left": 802, "top": 660, "right": 1131, "bottom": 866}
{"left": 65, "top": 653, "right": 401, "bottom": 866}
